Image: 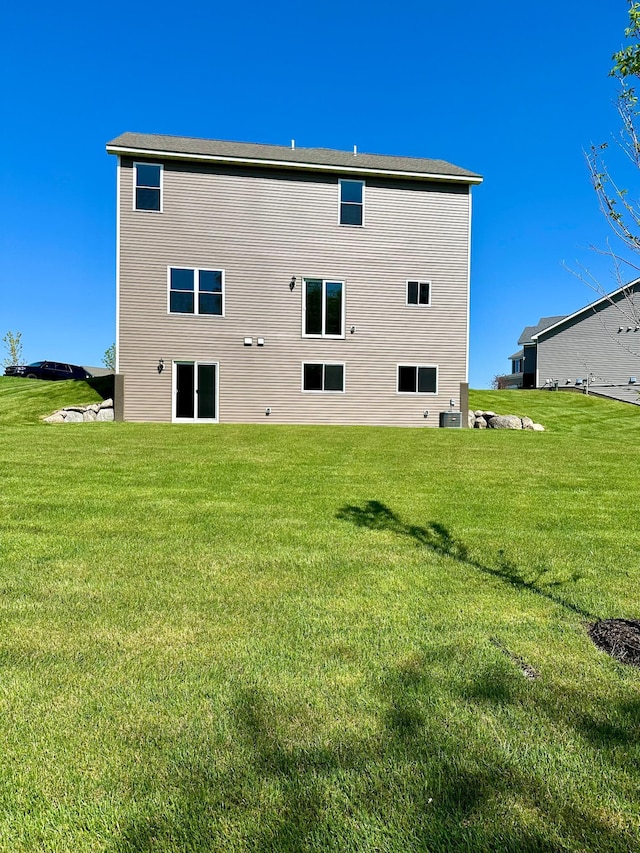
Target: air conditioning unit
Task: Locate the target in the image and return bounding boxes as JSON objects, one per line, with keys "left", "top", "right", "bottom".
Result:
{"left": 439, "top": 412, "right": 462, "bottom": 428}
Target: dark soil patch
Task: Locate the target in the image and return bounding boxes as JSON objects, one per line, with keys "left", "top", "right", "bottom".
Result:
{"left": 588, "top": 619, "right": 640, "bottom": 667}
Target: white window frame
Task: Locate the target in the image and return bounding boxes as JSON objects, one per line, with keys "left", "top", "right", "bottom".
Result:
{"left": 172, "top": 360, "right": 219, "bottom": 423}
{"left": 302, "top": 278, "right": 345, "bottom": 339}
{"left": 133, "top": 161, "right": 163, "bottom": 212}
{"left": 406, "top": 279, "right": 432, "bottom": 307}
{"left": 301, "top": 362, "right": 346, "bottom": 393}
{"left": 396, "top": 364, "right": 439, "bottom": 395}
{"left": 338, "top": 179, "right": 365, "bottom": 227}
{"left": 167, "top": 267, "right": 225, "bottom": 317}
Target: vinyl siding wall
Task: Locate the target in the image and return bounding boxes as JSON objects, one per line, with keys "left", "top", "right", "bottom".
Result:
{"left": 117, "top": 158, "right": 471, "bottom": 425}
{"left": 536, "top": 289, "right": 640, "bottom": 387}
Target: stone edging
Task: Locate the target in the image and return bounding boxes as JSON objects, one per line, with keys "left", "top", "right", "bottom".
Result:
{"left": 469, "top": 410, "right": 545, "bottom": 430}
{"left": 44, "top": 398, "right": 114, "bottom": 423}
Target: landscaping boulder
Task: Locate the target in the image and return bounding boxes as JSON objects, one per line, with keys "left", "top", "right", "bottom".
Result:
{"left": 96, "top": 407, "right": 114, "bottom": 422}
{"left": 521, "top": 416, "right": 534, "bottom": 430}
{"left": 487, "top": 415, "right": 522, "bottom": 430}
{"left": 63, "top": 410, "right": 84, "bottom": 423}
{"left": 474, "top": 416, "right": 487, "bottom": 429}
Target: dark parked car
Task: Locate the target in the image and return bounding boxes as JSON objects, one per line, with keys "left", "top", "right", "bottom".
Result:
{"left": 4, "top": 361, "right": 92, "bottom": 381}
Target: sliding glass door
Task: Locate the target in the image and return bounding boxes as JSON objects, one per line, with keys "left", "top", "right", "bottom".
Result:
{"left": 173, "top": 361, "right": 218, "bottom": 422}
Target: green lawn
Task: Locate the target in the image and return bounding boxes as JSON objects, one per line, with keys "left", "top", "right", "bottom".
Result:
{"left": 1, "top": 379, "right": 640, "bottom": 851}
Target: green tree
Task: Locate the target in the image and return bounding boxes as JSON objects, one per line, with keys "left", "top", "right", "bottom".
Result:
{"left": 2, "top": 331, "right": 24, "bottom": 368}
{"left": 102, "top": 343, "right": 116, "bottom": 371}
{"left": 578, "top": 2, "right": 640, "bottom": 351}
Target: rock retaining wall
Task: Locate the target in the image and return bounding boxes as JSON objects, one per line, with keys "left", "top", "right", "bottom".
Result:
{"left": 469, "top": 410, "right": 544, "bottom": 431}
{"left": 44, "top": 399, "right": 114, "bottom": 423}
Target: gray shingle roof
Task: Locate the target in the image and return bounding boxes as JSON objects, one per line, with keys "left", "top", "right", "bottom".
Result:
{"left": 508, "top": 349, "right": 524, "bottom": 361}
{"left": 517, "top": 316, "right": 566, "bottom": 345}
{"left": 106, "top": 132, "right": 482, "bottom": 183}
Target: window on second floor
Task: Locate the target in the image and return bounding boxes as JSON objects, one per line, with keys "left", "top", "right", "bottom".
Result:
{"left": 168, "top": 267, "right": 224, "bottom": 315}
{"left": 303, "top": 279, "right": 344, "bottom": 337}
{"left": 134, "top": 162, "right": 162, "bottom": 211}
{"left": 407, "top": 280, "right": 431, "bottom": 306}
{"left": 339, "top": 180, "right": 364, "bottom": 226}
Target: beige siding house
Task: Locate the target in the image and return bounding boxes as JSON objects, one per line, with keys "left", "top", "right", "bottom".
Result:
{"left": 106, "top": 133, "right": 482, "bottom": 426}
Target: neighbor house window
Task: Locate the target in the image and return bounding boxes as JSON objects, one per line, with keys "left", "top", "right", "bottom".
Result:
{"left": 134, "top": 162, "right": 162, "bottom": 211}
{"left": 303, "top": 279, "right": 344, "bottom": 337}
{"left": 168, "top": 267, "right": 224, "bottom": 315}
{"left": 302, "top": 363, "right": 345, "bottom": 392}
{"left": 339, "top": 180, "right": 364, "bottom": 226}
{"left": 397, "top": 365, "right": 438, "bottom": 394}
{"left": 407, "top": 280, "right": 431, "bottom": 306}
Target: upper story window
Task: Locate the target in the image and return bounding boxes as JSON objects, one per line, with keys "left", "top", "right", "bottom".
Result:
{"left": 303, "top": 279, "right": 344, "bottom": 337}
{"left": 407, "top": 280, "right": 431, "bottom": 307}
{"left": 134, "top": 162, "right": 162, "bottom": 211}
{"left": 339, "top": 180, "right": 364, "bottom": 226}
{"left": 397, "top": 364, "right": 438, "bottom": 394}
{"left": 169, "top": 267, "right": 224, "bottom": 315}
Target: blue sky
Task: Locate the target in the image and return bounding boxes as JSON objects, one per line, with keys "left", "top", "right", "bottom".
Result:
{"left": 0, "top": 0, "right": 635, "bottom": 386}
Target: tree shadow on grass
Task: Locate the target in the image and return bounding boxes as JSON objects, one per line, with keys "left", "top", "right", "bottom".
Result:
{"left": 336, "top": 500, "right": 595, "bottom": 620}
{"left": 113, "top": 665, "right": 640, "bottom": 853}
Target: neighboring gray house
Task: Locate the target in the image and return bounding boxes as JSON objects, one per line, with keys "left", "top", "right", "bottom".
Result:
{"left": 502, "top": 282, "right": 640, "bottom": 400}
{"left": 106, "top": 132, "right": 482, "bottom": 425}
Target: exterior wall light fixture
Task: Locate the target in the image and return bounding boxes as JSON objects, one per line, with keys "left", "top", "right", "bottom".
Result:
{"left": 157, "top": 358, "right": 164, "bottom": 374}
{"left": 290, "top": 276, "right": 296, "bottom": 291}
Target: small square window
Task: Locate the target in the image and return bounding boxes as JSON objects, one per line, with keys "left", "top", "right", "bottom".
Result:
{"left": 135, "top": 162, "right": 162, "bottom": 211}
{"left": 339, "top": 180, "right": 364, "bottom": 226}
{"left": 397, "top": 364, "right": 438, "bottom": 394}
{"left": 407, "top": 280, "right": 431, "bottom": 306}
{"left": 169, "top": 267, "right": 224, "bottom": 316}
{"left": 303, "top": 363, "right": 344, "bottom": 392}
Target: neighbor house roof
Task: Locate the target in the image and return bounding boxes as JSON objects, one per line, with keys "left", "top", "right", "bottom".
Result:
{"left": 530, "top": 280, "right": 640, "bottom": 340}
{"left": 508, "top": 349, "right": 524, "bottom": 361}
{"left": 517, "top": 317, "right": 566, "bottom": 345}
{"left": 106, "top": 132, "right": 483, "bottom": 184}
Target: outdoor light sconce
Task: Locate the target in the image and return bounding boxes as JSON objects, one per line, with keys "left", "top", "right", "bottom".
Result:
{"left": 289, "top": 276, "right": 296, "bottom": 291}
{"left": 157, "top": 358, "right": 164, "bottom": 374}
{"left": 265, "top": 407, "right": 271, "bottom": 416}
{"left": 350, "top": 325, "right": 356, "bottom": 334}
{"left": 423, "top": 410, "right": 429, "bottom": 418}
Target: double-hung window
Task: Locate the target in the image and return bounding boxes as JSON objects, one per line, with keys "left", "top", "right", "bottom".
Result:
{"left": 169, "top": 267, "right": 224, "bottom": 315}
{"left": 134, "top": 162, "right": 162, "bottom": 211}
{"left": 339, "top": 180, "right": 364, "bottom": 226}
{"left": 303, "top": 279, "right": 344, "bottom": 337}
{"left": 397, "top": 365, "right": 438, "bottom": 394}
{"left": 303, "top": 363, "right": 344, "bottom": 392}
{"left": 407, "top": 280, "right": 431, "bottom": 306}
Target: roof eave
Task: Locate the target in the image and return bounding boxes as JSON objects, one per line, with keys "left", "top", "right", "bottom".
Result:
{"left": 105, "top": 144, "right": 484, "bottom": 185}
{"left": 531, "top": 279, "right": 640, "bottom": 339}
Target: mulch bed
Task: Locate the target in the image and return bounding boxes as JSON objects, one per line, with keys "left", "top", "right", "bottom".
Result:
{"left": 588, "top": 619, "right": 640, "bottom": 667}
